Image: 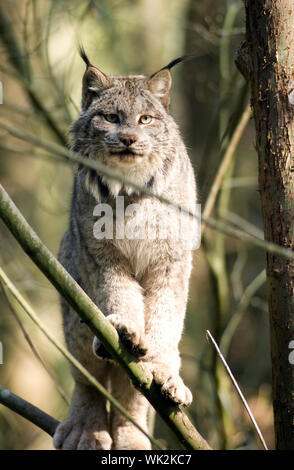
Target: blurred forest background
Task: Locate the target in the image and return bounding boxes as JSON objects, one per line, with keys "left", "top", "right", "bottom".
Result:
{"left": 0, "top": 0, "right": 274, "bottom": 450}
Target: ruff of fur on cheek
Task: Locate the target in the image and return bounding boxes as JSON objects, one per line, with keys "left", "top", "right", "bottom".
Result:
{"left": 79, "top": 141, "right": 180, "bottom": 206}
{"left": 94, "top": 151, "right": 165, "bottom": 198}
{"left": 82, "top": 168, "right": 103, "bottom": 202}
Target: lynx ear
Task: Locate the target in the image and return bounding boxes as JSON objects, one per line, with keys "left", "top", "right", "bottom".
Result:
{"left": 147, "top": 68, "right": 172, "bottom": 110}
{"left": 147, "top": 56, "right": 194, "bottom": 110}
{"left": 79, "top": 48, "right": 111, "bottom": 110}
{"left": 82, "top": 66, "right": 111, "bottom": 110}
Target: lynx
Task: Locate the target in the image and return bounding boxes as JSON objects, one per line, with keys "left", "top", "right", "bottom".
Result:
{"left": 53, "top": 49, "right": 197, "bottom": 450}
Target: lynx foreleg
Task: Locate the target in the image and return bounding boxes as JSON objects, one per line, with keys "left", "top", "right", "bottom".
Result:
{"left": 142, "top": 255, "right": 193, "bottom": 406}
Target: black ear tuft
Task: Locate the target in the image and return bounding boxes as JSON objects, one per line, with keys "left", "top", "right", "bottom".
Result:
{"left": 79, "top": 44, "right": 92, "bottom": 68}
{"left": 150, "top": 54, "right": 196, "bottom": 78}
{"left": 80, "top": 51, "right": 111, "bottom": 110}
{"left": 165, "top": 54, "right": 194, "bottom": 71}
{"left": 147, "top": 55, "right": 195, "bottom": 110}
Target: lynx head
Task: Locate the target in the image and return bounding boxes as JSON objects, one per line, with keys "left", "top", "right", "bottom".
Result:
{"left": 71, "top": 48, "right": 189, "bottom": 198}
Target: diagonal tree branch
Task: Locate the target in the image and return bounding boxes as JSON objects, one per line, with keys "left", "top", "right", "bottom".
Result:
{"left": 0, "top": 266, "right": 162, "bottom": 450}
{"left": 0, "top": 118, "right": 293, "bottom": 261}
{"left": 0, "top": 184, "right": 212, "bottom": 451}
{"left": 202, "top": 103, "right": 251, "bottom": 226}
{"left": 0, "top": 385, "right": 59, "bottom": 437}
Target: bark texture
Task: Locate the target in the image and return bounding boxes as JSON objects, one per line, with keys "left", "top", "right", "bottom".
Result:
{"left": 242, "top": 0, "right": 294, "bottom": 450}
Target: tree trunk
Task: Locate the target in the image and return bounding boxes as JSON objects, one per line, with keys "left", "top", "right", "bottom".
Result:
{"left": 239, "top": 0, "right": 294, "bottom": 450}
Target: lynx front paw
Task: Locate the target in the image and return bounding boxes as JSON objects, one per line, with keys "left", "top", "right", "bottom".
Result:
{"left": 151, "top": 364, "right": 192, "bottom": 407}
{"left": 93, "top": 314, "right": 147, "bottom": 358}
{"left": 53, "top": 417, "right": 112, "bottom": 450}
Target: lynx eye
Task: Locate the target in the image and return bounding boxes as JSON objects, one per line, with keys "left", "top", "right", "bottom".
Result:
{"left": 139, "top": 115, "right": 152, "bottom": 125}
{"left": 104, "top": 113, "right": 120, "bottom": 123}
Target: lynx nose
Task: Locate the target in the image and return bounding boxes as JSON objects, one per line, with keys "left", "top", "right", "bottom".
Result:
{"left": 119, "top": 133, "right": 137, "bottom": 147}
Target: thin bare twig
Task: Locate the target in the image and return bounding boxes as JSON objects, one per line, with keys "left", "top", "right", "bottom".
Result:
{"left": 206, "top": 329, "right": 268, "bottom": 450}
{"left": 221, "top": 210, "right": 264, "bottom": 240}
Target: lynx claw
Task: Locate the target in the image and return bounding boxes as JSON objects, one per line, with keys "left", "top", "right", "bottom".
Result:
{"left": 151, "top": 364, "right": 192, "bottom": 407}
{"left": 92, "top": 336, "right": 112, "bottom": 360}
{"left": 93, "top": 314, "right": 147, "bottom": 359}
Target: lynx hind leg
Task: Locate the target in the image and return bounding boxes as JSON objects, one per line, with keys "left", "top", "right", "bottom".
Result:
{"left": 110, "top": 365, "right": 151, "bottom": 450}
{"left": 53, "top": 382, "right": 112, "bottom": 450}
{"left": 54, "top": 302, "right": 112, "bottom": 450}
